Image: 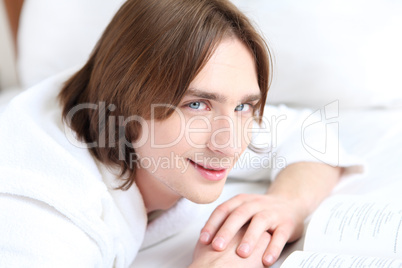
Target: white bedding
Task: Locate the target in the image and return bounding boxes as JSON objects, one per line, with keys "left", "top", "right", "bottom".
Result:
{"left": 132, "top": 107, "right": 402, "bottom": 268}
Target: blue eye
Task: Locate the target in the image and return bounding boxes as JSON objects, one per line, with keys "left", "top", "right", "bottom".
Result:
{"left": 235, "top": 104, "right": 251, "bottom": 112}
{"left": 189, "top": 102, "right": 200, "bottom": 109}
{"left": 188, "top": 102, "right": 208, "bottom": 110}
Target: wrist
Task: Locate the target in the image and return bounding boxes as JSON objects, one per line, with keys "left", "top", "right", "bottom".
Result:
{"left": 267, "top": 191, "right": 310, "bottom": 221}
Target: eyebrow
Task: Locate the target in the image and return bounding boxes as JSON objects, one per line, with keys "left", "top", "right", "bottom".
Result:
{"left": 186, "top": 88, "right": 261, "bottom": 104}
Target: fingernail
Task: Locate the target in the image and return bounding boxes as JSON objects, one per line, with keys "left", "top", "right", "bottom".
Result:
{"left": 238, "top": 243, "right": 250, "bottom": 254}
{"left": 212, "top": 237, "right": 225, "bottom": 249}
{"left": 199, "top": 232, "right": 210, "bottom": 243}
{"left": 264, "top": 254, "right": 274, "bottom": 264}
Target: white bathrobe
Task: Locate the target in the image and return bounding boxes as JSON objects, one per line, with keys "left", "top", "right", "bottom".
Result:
{"left": 0, "top": 69, "right": 361, "bottom": 267}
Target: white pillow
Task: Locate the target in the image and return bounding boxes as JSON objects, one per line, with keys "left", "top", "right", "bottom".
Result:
{"left": 18, "top": 0, "right": 402, "bottom": 109}
{"left": 17, "top": 0, "right": 125, "bottom": 89}
{"left": 232, "top": 0, "right": 402, "bottom": 109}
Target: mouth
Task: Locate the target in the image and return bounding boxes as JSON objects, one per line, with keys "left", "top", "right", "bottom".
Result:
{"left": 187, "top": 159, "right": 228, "bottom": 181}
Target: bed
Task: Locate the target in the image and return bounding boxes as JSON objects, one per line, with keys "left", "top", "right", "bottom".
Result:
{"left": 1, "top": 0, "right": 401, "bottom": 267}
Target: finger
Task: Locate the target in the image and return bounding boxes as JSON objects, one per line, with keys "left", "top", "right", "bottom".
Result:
{"left": 248, "top": 231, "right": 271, "bottom": 267}
{"left": 199, "top": 195, "right": 247, "bottom": 244}
{"left": 236, "top": 212, "right": 273, "bottom": 258}
{"left": 262, "top": 226, "right": 290, "bottom": 266}
{"left": 210, "top": 203, "right": 260, "bottom": 251}
{"left": 252, "top": 230, "right": 271, "bottom": 256}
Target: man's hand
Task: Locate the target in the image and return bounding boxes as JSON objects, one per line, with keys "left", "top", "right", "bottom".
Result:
{"left": 190, "top": 224, "right": 271, "bottom": 268}
{"left": 198, "top": 162, "right": 342, "bottom": 266}
{"left": 198, "top": 193, "right": 305, "bottom": 266}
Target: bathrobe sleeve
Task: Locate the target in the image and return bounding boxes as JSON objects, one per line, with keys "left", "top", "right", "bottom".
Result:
{"left": 229, "top": 104, "right": 364, "bottom": 182}
{"left": 0, "top": 194, "right": 102, "bottom": 268}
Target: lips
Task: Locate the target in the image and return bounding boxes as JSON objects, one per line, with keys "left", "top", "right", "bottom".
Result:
{"left": 188, "top": 159, "right": 228, "bottom": 181}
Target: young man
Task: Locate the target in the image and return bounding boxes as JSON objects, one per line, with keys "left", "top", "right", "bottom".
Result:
{"left": 0, "top": 0, "right": 354, "bottom": 267}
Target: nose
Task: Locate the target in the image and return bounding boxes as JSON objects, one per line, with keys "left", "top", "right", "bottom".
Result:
{"left": 207, "top": 115, "right": 244, "bottom": 157}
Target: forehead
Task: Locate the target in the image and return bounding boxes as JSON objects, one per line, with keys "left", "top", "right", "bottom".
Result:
{"left": 187, "top": 38, "right": 260, "bottom": 102}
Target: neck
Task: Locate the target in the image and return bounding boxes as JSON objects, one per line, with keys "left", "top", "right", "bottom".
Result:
{"left": 135, "top": 168, "right": 181, "bottom": 213}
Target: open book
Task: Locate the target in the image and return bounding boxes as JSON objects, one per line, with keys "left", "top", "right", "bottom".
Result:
{"left": 281, "top": 195, "right": 402, "bottom": 267}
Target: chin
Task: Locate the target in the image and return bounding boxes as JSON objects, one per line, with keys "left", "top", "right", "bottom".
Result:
{"left": 186, "top": 189, "right": 223, "bottom": 204}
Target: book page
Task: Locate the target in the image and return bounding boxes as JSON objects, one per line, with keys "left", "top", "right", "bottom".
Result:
{"left": 281, "top": 251, "right": 402, "bottom": 268}
{"left": 304, "top": 195, "right": 402, "bottom": 259}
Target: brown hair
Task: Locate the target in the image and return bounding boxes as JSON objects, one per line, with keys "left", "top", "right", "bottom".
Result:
{"left": 59, "top": 0, "right": 272, "bottom": 190}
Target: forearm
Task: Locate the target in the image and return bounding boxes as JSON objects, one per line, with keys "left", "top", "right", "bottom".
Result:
{"left": 267, "top": 162, "right": 342, "bottom": 221}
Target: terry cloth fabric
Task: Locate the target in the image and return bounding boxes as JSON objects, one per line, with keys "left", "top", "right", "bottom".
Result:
{"left": 228, "top": 104, "right": 364, "bottom": 182}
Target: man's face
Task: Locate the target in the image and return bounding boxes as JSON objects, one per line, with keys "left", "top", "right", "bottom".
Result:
{"left": 134, "top": 38, "right": 261, "bottom": 206}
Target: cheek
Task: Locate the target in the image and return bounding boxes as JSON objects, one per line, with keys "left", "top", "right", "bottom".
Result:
{"left": 139, "top": 112, "right": 196, "bottom": 153}
{"left": 245, "top": 124, "right": 253, "bottom": 146}
{"left": 152, "top": 117, "right": 185, "bottom": 147}
{"left": 237, "top": 117, "right": 254, "bottom": 150}
{"left": 136, "top": 116, "right": 197, "bottom": 171}
{"left": 184, "top": 116, "right": 212, "bottom": 148}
